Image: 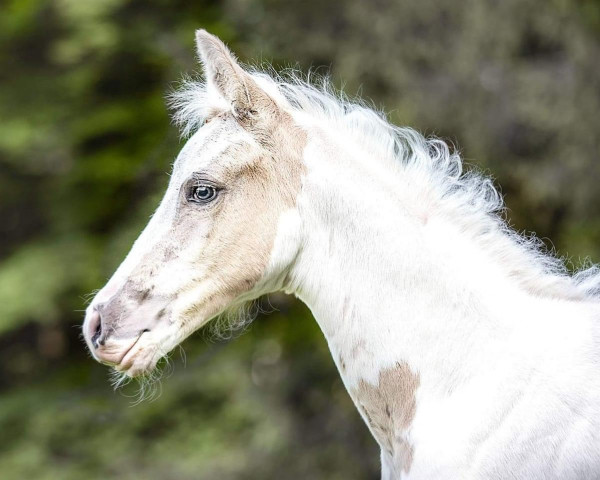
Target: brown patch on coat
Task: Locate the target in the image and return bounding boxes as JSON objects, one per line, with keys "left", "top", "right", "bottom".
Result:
{"left": 352, "top": 362, "right": 420, "bottom": 475}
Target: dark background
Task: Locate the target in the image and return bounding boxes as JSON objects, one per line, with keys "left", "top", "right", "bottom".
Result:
{"left": 0, "top": 0, "right": 599, "bottom": 478}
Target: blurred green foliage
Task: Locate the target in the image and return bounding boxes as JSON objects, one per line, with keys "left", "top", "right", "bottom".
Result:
{"left": 0, "top": 0, "right": 598, "bottom": 478}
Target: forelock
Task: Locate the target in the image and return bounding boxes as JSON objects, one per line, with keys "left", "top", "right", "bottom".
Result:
{"left": 168, "top": 74, "right": 230, "bottom": 137}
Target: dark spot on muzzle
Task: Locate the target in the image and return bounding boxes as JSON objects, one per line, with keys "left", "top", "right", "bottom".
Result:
{"left": 138, "top": 288, "right": 151, "bottom": 303}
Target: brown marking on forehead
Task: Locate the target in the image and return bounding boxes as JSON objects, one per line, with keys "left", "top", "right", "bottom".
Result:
{"left": 352, "top": 362, "right": 420, "bottom": 475}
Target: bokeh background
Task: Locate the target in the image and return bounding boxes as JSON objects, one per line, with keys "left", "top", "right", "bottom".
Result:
{"left": 1, "top": 0, "right": 599, "bottom": 478}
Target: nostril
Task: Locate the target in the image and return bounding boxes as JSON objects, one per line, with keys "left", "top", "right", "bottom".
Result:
{"left": 92, "top": 322, "right": 102, "bottom": 348}
{"left": 89, "top": 310, "right": 102, "bottom": 349}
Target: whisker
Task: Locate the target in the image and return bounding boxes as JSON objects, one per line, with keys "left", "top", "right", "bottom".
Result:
{"left": 178, "top": 345, "right": 187, "bottom": 367}
{"left": 81, "top": 289, "right": 101, "bottom": 305}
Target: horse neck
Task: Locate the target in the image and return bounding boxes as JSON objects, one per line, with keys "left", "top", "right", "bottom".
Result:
{"left": 289, "top": 127, "right": 540, "bottom": 393}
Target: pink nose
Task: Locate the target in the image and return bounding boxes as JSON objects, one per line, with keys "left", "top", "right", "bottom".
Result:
{"left": 87, "top": 309, "right": 104, "bottom": 349}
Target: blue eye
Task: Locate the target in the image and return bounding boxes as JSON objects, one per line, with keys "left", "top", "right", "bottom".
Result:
{"left": 191, "top": 185, "right": 218, "bottom": 203}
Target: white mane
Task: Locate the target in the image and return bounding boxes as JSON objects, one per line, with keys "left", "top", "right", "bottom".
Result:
{"left": 169, "top": 67, "right": 600, "bottom": 302}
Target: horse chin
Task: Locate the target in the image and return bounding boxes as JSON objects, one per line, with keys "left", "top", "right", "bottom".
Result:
{"left": 114, "top": 331, "right": 162, "bottom": 378}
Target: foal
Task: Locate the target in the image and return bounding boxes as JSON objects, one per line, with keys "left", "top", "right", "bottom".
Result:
{"left": 83, "top": 30, "right": 600, "bottom": 479}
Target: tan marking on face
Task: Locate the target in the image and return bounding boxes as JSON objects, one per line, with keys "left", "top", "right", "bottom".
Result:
{"left": 352, "top": 362, "right": 420, "bottom": 474}
{"left": 96, "top": 109, "right": 306, "bottom": 352}
{"left": 177, "top": 110, "right": 307, "bottom": 327}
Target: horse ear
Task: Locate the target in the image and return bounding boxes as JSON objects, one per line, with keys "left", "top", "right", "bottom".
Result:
{"left": 195, "top": 29, "right": 277, "bottom": 121}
